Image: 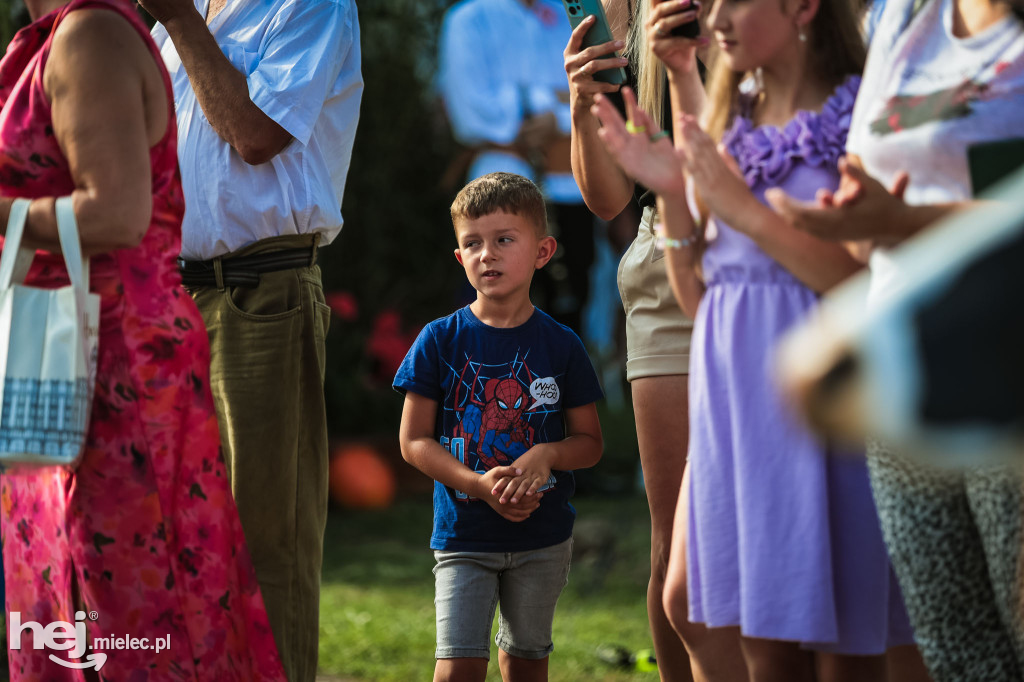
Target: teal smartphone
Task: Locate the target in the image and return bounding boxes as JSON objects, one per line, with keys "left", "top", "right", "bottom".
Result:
{"left": 561, "top": 0, "right": 628, "bottom": 85}
{"left": 968, "top": 138, "right": 1024, "bottom": 196}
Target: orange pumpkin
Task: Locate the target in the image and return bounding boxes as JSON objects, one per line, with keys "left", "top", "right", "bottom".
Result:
{"left": 329, "top": 444, "right": 396, "bottom": 509}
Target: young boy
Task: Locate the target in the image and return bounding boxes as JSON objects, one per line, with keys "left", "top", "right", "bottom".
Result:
{"left": 394, "top": 172, "right": 604, "bottom": 682}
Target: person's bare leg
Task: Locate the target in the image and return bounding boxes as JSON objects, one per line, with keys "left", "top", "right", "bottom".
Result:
{"left": 435, "top": 657, "right": 488, "bottom": 682}
{"left": 663, "top": 463, "right": 748, "bottom": 682}
{"left": 632, "top": 374, "right": 695, "bottom": 681}
{"left": 740, "top": 638, "right": 815, "bottom": 682}
{"left": 816, "top": 652, "right": 888, "bottom": 682}
{"left": 497, "top": 650, "right": 548, "bottom": 682}
{"left": 885, "top": 645, "right": 933, "bottom": 682}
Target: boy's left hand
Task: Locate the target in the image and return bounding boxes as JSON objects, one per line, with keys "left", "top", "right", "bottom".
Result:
{"left": 492, "top": 445, "right": 555, "bottom": 504}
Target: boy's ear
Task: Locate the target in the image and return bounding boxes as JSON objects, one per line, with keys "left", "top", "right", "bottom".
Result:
{"left": 454, "top": 248, "right": 464, "bottom": 266}
{"left": 534, "top": 235, "right": 557, "bottom": 269}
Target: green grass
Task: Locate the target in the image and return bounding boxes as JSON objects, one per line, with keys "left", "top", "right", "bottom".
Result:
{"left": 318, "top": 494, "right": 660, "bottom": 681}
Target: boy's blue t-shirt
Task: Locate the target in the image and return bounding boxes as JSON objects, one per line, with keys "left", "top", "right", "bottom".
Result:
{"left": 394, "top": 305, "right": 604, "bottom": 552}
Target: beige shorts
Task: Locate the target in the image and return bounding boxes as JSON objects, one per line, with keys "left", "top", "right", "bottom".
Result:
{"left": 617, "top": 206, "right": 694, "bottom": 381}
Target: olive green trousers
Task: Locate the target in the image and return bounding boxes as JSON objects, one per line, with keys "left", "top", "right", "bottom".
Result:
{"left": 187, "top": 234, "right": 330, "bottom": 682}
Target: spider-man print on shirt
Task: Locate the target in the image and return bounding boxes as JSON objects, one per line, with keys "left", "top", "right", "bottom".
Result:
{"left": 439, "top": 353, "right": 559, "bottom": 499}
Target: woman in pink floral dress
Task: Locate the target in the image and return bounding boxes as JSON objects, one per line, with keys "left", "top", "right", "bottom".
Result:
{"left": 0, "top": 0, "right": 286, "bottom": 679}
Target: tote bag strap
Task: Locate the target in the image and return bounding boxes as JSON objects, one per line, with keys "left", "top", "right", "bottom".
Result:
{"left": 54, "top": 196, "right": 90, "bottom": 292}
{"left": 0, "top": 199, "right": 35, "bottom": 289}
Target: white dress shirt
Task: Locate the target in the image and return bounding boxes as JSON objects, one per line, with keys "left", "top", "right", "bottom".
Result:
{"left": 438, "top": 0, "right": 582, "bottom": 203}
{"left": 153, "top": 0, "right": 363, "bottom": 260}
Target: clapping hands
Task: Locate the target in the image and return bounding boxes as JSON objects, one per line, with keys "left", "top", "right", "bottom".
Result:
{"left": 674, "top": 113, "right": 749, "bottom": 214}
{"left": 591, "top": 89, "right": 747, "bottom": 211}
{"left": 591, "top": 87, "right": 686, "bottom": 196}
{"left": 766, "top": 156, "right": 911, "bottom": 245}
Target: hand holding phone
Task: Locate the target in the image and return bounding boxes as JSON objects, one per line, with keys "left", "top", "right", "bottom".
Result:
{"left": 561, "top": 0, "right": 628, "bottom": 85}
{"left": 651, "top": 0, "right": 701, "bottom": 40}
{"left": 648, "top": 0, "right": 703, "bottom": 76}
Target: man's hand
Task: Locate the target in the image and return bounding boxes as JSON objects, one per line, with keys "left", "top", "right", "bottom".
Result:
{"left": 516, "top": 112, "right": 558, "bottom": 156}
{"left": 137, "top": 0, "right": 201, "bottom": 29}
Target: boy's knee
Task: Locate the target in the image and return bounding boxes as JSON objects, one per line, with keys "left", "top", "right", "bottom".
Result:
{"left": 497, "top": 649, "right": 549, "bottom": 682}
{"left": 434, "top": 657, "right": 488, "bottom": 682}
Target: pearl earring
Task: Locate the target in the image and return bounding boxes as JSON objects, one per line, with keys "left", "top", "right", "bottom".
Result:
{"left": 798, "top": 28, "right": 807, "bottom": 41}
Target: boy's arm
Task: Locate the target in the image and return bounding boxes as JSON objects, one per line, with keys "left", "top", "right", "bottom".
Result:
{"left": 494, "top": 403, "right": 604, "bottom": 504}
{"left": 399, "top": 392, "right": 542, "bottom": 522}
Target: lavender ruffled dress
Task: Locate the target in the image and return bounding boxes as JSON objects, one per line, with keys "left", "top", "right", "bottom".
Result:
{"left": 685, "top": 76, "right": 915, "bottom": 653}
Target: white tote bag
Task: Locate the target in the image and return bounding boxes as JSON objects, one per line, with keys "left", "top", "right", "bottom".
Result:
{"left": 0, "top": 196, "right": 99, "bottom": 469}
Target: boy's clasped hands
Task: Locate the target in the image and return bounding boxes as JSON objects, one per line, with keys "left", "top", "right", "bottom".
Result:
{"left": 477, "top": 445, "right": 557, "bottom": 522}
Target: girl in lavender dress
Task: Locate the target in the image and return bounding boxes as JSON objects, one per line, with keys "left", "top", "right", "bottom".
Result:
{"left": 591, "top": 0, "right": 916, "bottom": 676}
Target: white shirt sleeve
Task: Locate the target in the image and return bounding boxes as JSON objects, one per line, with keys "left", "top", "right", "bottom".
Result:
{"left": 247, "top": 0, "right": 356, "bottom": 146}
{"left": 438, "top": 7, "right": 524, "bottom": 146}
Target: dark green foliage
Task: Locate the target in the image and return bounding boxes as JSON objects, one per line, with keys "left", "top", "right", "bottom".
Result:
{"left": 319, "top": 0, "right": 467, "bottom": 437}
{"left": 1, "top": 1, "right": 30, "bottom": 48}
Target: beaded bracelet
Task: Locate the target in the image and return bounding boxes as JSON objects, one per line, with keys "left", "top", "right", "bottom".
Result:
{"left": 654, "top": 222, "right": 700, "bottom": 249}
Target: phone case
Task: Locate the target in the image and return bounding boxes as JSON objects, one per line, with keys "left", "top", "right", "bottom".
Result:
{"left": 561, "top": 0, "right": 628, "bottom": 85}
{"left": 672, "top": 19, "right": 700, "bottom": 38}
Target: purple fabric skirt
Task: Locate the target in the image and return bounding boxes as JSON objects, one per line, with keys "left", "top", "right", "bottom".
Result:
{"left": 685, "top": 272, "right": 914, "bottom": 654}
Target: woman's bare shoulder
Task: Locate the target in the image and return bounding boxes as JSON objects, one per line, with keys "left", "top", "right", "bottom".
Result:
{"left": 48, "top": 7, "right": 153, "bottom": 77}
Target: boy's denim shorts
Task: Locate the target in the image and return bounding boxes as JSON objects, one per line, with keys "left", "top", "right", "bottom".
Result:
{"left": 432, "top": 537, "right": 573, "bottom": 660}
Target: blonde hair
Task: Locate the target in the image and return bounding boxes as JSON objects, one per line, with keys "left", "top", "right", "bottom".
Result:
{"left": 696, "top": 0, "right": 865, "bottom": 234}
{"left": 624, "top": 0, "right": 666, "bottom": 128}
{"left": 450, "top": 172, "right": 548, "bottom": 238}
{"left": 703, "top": 0, "right": 866, "bottom": 144}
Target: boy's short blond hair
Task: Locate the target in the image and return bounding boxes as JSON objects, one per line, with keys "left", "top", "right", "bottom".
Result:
{"left": 450, "top": 173, "right": 548, "bottom": 238}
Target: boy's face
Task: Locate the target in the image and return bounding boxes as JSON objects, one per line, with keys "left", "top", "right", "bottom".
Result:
{"left": 454, "top": 211, "right": 556, "bottom": 304}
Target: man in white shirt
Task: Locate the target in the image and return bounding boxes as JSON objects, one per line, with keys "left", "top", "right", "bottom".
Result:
{"left": 142, "top": 1, "right": 363, "bottom": 679}
{"left": 438, "top": 0, "right": 596, "bottom": 332}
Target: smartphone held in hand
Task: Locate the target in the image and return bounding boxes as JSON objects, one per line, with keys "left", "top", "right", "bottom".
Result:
{"left": 672, "top": 19, "right": 700, "bottom": 39}
{"left": 654, "top": 0, "right": 701, "bottom": 39}
{"left": 561, "top": 0, "right": 628, "bottom": 84}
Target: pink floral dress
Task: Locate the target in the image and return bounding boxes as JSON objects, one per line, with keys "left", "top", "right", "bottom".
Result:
{"left": 0, "top": 2, "right": 286, "bottom": 679}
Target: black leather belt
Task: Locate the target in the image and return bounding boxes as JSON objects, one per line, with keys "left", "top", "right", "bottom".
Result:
{"left": 178, "top": 246, "right": 314, "bottom": 288}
